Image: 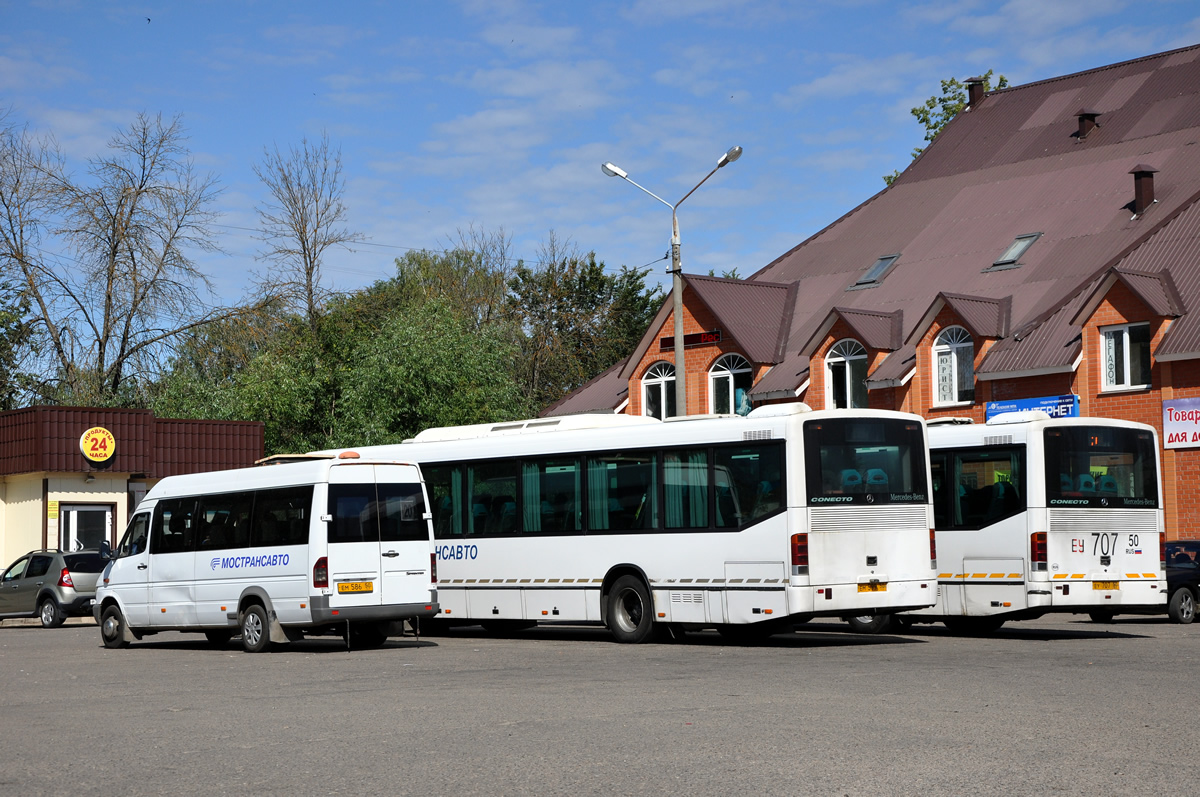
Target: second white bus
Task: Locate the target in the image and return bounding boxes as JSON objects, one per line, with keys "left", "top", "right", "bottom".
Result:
{"left": 847, "top": 412, "right": 1166, "bottom": 634}
{"left": 323, "top": 404, "right": 939, "bottom": 642}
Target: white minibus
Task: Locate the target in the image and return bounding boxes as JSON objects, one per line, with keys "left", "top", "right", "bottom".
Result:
{"left": 847, "top": 412, "right": 1166, "bottom": 634}
{"left": 318, "top": 404, "right": 939, "bottom": 642}
{"left": 94, "top": 454, "right": 439, "bottom": 652}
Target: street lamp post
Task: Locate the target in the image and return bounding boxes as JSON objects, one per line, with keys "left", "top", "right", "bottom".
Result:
{"left": 602, "top": 145, "right": 743, "bottom": 417}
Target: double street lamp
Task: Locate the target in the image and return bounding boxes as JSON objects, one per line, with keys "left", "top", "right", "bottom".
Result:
{"left": 602, "top": 145, "right": 743, "bottom": 417}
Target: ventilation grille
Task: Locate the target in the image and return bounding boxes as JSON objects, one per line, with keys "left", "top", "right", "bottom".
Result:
{"left": 671, "top": 592, "right": 704, "bottom": 604}
{"left": 809, "top": 505, "right": 928, "bottom": 533}
{"left": 743, "top": 429, "right": 772, "bottom": 441}
{"left": 1049, "top": 509, "right": 1159, "bottom": 536}
{"left": 983, "top": 434, "right": 1013, "bottom": 445}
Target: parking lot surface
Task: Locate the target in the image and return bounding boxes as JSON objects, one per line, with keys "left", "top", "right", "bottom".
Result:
{"left": 0, "top": 615, "right": 1193, "bottom": 796}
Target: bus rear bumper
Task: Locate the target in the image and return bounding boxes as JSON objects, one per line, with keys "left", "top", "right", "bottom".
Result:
{"left": 788, "top": 578, "right": 937, "bottom": 617}
{"left": 306, "top": 596, "right": 441, "bottom": 626}
{"left": 1046, "top": 579, "right": 1166, "bottom": 610}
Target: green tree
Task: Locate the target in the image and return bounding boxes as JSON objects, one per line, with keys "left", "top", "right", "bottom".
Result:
{"left": 884, "top": 69, "right": 1008, "bottom": 185}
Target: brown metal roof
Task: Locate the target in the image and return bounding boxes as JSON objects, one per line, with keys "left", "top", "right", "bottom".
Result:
{"left": 540, "top": 359, "right": 629, "bottom": 416}
{"left": 681, "top": 275, "right": 796, "bottom": 363}
{"left": 0, "top": 406, "right": 263, "bottom": 477}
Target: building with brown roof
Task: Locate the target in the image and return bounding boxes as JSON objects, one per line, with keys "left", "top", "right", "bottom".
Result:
{"left": 545, "top": 43, "right": 1200, "bottom": 539}
{"left": 0, "top": 407, "right": 263, "bottom": 565}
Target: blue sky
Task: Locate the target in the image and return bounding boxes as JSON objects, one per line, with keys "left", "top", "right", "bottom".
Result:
{"left": 4, "top": 1, "right": 1200, "bottom": 303}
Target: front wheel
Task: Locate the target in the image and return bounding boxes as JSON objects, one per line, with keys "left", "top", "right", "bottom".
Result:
{"left": 1169, "top": 589, "right": 1196, "bottom": 624}
{"left": 100, "top": 605, "right": 130, "bottom": 649}
{"left": 606, "top": 575, "right": 655, "bottom": 644}
{"left": 39, "top": 598, "right": 64, "bottom": 628}
{"left": 240, "top": 604, "right": 271, "bottom": 653}
{"left": 846, "top": 614, "right": 892, "bottom": 634}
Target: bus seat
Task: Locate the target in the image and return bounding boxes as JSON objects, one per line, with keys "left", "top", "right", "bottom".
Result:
{"left": 1097, "top": 475, "right": 1118, "bottom": 494}
{"left": 1060, "top": 473, "right": 1072, "bottom": 492}
{"left": 841, "top": 469, "right": 863, "bottom": 492}
{"left": 1076, "top": 473, "right": 1096, "bottom": 493}
{"left": 865, "top": 469, "right": 889, "bottom": 489}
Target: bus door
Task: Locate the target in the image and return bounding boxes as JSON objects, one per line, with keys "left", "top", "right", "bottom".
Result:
{"left": 106, "top": 512, "right": 152, "bottom": 626}
{"left": 327, "top": 465, "right": 386, "bottom": 609}
{"left": 148, "top": 498, "right": 199, "bottom": 627}
{"left": 374, "top": 465, "right": 433, "bottom": 607}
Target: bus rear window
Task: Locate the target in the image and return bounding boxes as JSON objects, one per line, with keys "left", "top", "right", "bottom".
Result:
{"left": 804, "top": 418, "right": 928, "bottom": 505}
{"left": 1044, "top": 426, "right": 1158, "bottom": 508}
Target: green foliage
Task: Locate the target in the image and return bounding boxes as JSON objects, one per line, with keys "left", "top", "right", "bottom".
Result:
{"left": 884, "top": 69, "right": 1008, "bottom": 185}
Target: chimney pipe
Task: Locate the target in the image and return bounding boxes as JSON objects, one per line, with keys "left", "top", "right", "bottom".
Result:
{"left": 1076, "top": 108, "right": 1101, "bottom": 139}
{"left": 1130, "top": 164, "right": 1158, "bottom": 216}
{"left": 965, "top": 77, "right": 986, "bottom": 109}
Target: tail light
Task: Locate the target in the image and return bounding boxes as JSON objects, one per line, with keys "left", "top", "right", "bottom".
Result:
{"left": 1031, "top": 532, "right": 1047, "bottom": 571}
{"left": 1160, "top": 532, "right": 1167, "bottom": 571}
{"left": 430, "top": 552, "right": 438, "bottom": 584}
{"left": 313, "top": 556, "right": 329, "bottom": 589}
{"left": 929, "top": 528, "right": 937, "bottom": 568}
{"left": 791, "top": 533, "right": 809, "bottom": 575}
{"left": 58, "top": 568, "right": 74, "bottom": 588}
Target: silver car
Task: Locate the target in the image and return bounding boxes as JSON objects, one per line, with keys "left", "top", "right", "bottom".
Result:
{"left": 0, "top": 550, "right": 105, "bottom": 627}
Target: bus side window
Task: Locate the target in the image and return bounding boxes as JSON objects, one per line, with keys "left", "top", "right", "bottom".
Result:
{"left": 424, "top": 464, "right": 464, "bottom": 539}
{"left": 152, "top": 498, "right": 197, "bottom": 554}
{"left": 930, "top": 454, "right": 949, "bottom": 530}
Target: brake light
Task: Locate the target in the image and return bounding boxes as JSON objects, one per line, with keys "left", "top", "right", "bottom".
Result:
{"left": 1160, "top": 532, "right": 1167, "bottom": 571}
{"left": 929, "top": 528, "right": 937, "bottom": 567}
{"left": 791, "top": 533, "right": 809, "bottom": 575}
{"left": 58, "top": 568, "right": 74, "bottom": 588}
{"left": 1031, "top": 532, "right": 1047, "bottom": 571}
{"left": 313, "top": 556, "right": 328, "bottom": 589}
{"left": 430, "top": 552, "right": 438, "bottom": 584}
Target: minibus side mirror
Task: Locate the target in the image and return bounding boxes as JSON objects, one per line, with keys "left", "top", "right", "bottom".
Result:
{"left": 99, "top": 540, "right": 113, "bottom": 560}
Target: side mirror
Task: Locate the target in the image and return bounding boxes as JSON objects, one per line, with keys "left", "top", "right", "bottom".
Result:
{"left": 99, "top": 540, "right": 113, "bottom": 560}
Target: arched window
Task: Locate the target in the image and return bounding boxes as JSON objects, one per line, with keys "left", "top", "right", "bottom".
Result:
{"left": 642, "top": 362, "right": 676, "bottom": 420}
{"left": 825, "top": 339, "right": 868, "bottom": 409}
{"left": 709, "top": 354, "right": 753, "bottom": 415}
{"left": 933, "top": 326, "right": 975, "bottom": 404}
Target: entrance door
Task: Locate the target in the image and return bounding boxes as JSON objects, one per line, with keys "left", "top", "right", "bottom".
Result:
{"left": 61, "top": 505, "right": 112, "bottom": 551}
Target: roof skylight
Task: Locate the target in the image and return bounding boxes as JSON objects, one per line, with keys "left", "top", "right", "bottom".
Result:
{"left": 988, "top": 233, "right": 1042, "bottom": 270}
{"left": 851, "top": 253, "right": 900, "bottom": 288}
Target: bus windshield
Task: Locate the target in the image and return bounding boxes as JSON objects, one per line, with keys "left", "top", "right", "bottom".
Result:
{"left": 1044, "top": 425, "right": 1158, "bottom": 508}
{"left": 804, "top": 417, "right": 928, "bottom": 505}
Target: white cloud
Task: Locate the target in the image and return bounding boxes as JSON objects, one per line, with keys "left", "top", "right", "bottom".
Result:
{"left": 479, "top": 22, "right": 579, "bottom": 58}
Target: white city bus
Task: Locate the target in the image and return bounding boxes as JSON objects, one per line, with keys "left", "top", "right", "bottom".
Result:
{"left": 848, "top": 412, "right": 1166, "bottom": 634}
{"left": 94, "top": 454, "right": 439, "bottom": 652}
{"left": 321, "top": 404, "right": 938, "bottom": 642}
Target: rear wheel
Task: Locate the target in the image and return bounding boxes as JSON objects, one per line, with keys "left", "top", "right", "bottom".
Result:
{"left": 845, "top": 614, "right": 892, "bottom": 634}
{"left": 100, "top": 604, "right": 130, "bottom": 649}
{"left": 1169, "top": 589, "right": 1196, "bottom": 624}
{"left": 204, "top": 629, "right": 233, "bottom": 646}
{"left": 606, "top": 575, "right": 655, "bottom": 644}
{"left": 1088, "top": 610, "right": 1116, "bottom": 624}
{"left": 240, "top": 604, "right": 271, "bottom": 653}
{"left": 39, "top": 598, "right": 64, "bottom": 628}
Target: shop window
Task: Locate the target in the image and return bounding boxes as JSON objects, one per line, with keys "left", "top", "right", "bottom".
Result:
{"left": 1101, "top": 322, "right": 1151, "bottom": 390}
{"left": 933, "top": 326, "right": 975, "bottom": 405}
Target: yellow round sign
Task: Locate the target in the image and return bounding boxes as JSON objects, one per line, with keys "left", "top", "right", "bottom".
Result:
{"left": 80, "top": 426, "right": 116, "bottom": 464}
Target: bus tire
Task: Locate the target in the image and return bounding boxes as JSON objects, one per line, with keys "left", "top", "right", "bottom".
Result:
{"left": 349, "top": 621, "right": 389, "bottom": 649}
{"left": 1169, "top": 589, "right": 1196, "bottom": 624}
{"left": 240, "top": 604, "right": 271, "bottom": 653}
{"left": 845, "top": 614, "right": 892, "bottom": 634}
{"left": 1088, "top": 610, "right": 1115, "bottom": 624}
{"left": 607, "top": 575, "right": 655, "bottom": 644}
{"left": 100, "top": 604, "right": 130, "bottom": 649}
{"left": 204, "top": 629, "right": 233, "bottom": 646}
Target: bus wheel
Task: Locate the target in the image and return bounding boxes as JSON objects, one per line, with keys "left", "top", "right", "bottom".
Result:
{"left": 607, "top": 575, "right": 655, "bottom": 644}
{"left": 1088, "top": 610, "right": 1115, "bottom": 624}
{"left": 240, "top": 604, "right": 271, "bottom": 653}
{"left": 100, "top": 605, "right": 130, "bottom": 649}
{"left": 943, "top": 617, "right": 1005, "bottom": 635}
{"left": 1169, "top": 589, "right": 1196, "bottom": 624}
{"left": 204, "top": 629, "right": 233, "bottom": 647}
{"left": 845, "top": 614, "right": 892, "bottom": 634}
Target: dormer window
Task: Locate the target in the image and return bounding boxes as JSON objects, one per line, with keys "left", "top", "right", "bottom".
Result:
{"left": 851, "top": 253, "right": 900, "bottom": 289}
{"left": 987, "top": 233, "right": 1041, "bottom": 271}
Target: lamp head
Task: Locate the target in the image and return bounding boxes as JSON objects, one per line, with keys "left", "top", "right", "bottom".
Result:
{"left": 601, "top": 162, "right": 628, "bottom": 179}
{"left": 717, "top": 145, "right": 743, "bottom": 168}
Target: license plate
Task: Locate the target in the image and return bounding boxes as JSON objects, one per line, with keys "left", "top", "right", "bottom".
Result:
{"left": 1093, "top": 581, "right": 1119, "bottom": 590}
{"left": 857, "top": 582, "right": 887, "bottom": 593}
{"left": 337, "top": 581, "right": 373, "bottom": 594}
